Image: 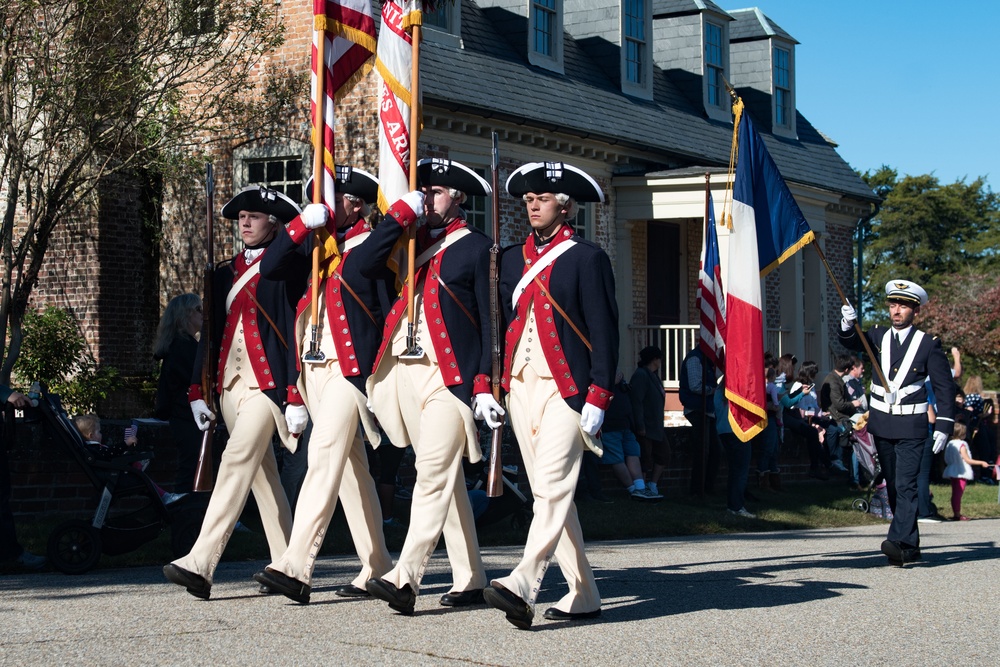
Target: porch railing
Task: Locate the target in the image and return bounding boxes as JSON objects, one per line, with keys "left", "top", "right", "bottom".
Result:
{"left": 629, "top": 325, "right": 698, "bottom": 389}
{"left": 630, "top": 325, "right": 821, "bottom": 390}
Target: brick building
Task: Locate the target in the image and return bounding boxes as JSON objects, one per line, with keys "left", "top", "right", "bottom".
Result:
{"left": 31, "top": 0, "right": 877, "bottom": 411}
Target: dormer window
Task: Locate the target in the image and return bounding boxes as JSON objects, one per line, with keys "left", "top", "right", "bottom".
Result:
{"left": 773, "top": 45, "right": 792, "bottom": 128}
{"left": 622, "top": 0, "right": 652, "bottom": 99}
{"left": 529, "top": 0, "right": 563, "bottom": 73}
{"left": 422, "top": 1, "right": 462, "bottom": 48}
{"left": 705, "top": 21, "right": 725, "bottom": 108}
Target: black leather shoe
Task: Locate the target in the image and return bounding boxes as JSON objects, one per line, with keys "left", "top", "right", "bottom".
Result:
{"left": 253, "top": 568, "right": 311, "bottom": 604}
{"left": 366, "top": 578, "right": 416, "bottom": 615}
{"left": 482, "top": 583, "right": 533, "bottom": 630}
{"left": 163, "top": 563, "right": 211, "bottom": 600}
{"left": 543, "top": 607, "right": 601, "bottom": 621}
{"left": 258, "top": 583, "right": 275, "bottom": 595}
{"left": 334, "top": 584, "right": 371, "bottom": 598}
{"left": 440, "top": 588, "right": 485, "bottom": 607}
{"left": 881, "top": 539, "right": 921, "bottom": 566}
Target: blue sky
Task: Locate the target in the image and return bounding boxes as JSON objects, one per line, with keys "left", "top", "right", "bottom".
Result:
{"left": 739, "top": 0, "right": 998, "bottom": 189}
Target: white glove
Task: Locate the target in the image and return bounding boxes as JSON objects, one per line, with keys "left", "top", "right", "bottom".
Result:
{"left": 473, "top": 393, "right": 505, "bottom": 430}
{"left": 301, "top": 203, "right": 329, "bottom": 230}
{"left": 285, "top": 404, "right": 309, "bottom": 435}
{"left": 932, "top": 430, "right": 948, "bottom": 454}
{"left": 580, "top": 403, "right": 605, "bottom": 436}
{"left": 841, "top": 304, "right": 857, "bottom": 332}
{"left": 389, "top": 190, "right": 426, "bottom": 228}
{"left": 190, "top": 399, "right": 215, "bottom": 432}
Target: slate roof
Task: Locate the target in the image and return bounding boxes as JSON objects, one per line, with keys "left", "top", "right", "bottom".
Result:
{"left": 652, "top": 0, "right": 733, "bottom": 19}
{"left": 418, "top": 2, "right": 875, "bottom": 203}
{"left": 728, "top": 8, "right": 798, "bottom": 43}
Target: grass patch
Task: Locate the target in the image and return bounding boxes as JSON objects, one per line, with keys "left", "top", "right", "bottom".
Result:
{"left": 4, "top": 480, "right": 998, "bottom": 575}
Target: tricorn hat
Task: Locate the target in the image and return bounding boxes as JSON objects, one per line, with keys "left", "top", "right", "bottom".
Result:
{"left": 221, "top": 186, "right": 301, "bottom": 225}
{"left": 884, "top": 279, "right": 927, "bottom": 306}
{"left": 304, "top": 166, "right": 380, "bottom": 205}
{"left": 505, "top": 162, "right": 605, "bottom": 202}
{"left": 417, "top": 158, "right": 492, "bottom": 197}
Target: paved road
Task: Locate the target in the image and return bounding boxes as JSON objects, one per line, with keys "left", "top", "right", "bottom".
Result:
{"left": 2, "top": 520, "right": 998, "bottom": 666}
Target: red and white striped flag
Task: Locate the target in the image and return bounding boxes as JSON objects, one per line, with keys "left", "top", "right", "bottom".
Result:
{"left": 311, "top": 0, "right": 377, "bottom": 212}
{"left": 698, "top": 190, "right": 726, "bottom": 367}
{"left": 375, "top": 0, "right": 422, "bottom": 213}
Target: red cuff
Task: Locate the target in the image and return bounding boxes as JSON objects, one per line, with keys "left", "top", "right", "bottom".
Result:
{"left": 386, "top": 198, "right": 419, "bottom": 229}
{"left": 286, "top": 385, "right": 304, "bottom": 406}
{"left": 585, "top": 384, "right": 613, "bottom": 410}
{"left": 187, "top": 384, "right": 203, "bottom": 402}
{"left": 473, "top": 374, "right": 491, "bottom": 395}
{"left": 285, "top": 216, "right": 311, "bottom": 245}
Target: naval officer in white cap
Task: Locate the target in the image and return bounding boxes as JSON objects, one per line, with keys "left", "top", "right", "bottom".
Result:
{"left": 839, "top": 279, "right": 957, "bottom": 566}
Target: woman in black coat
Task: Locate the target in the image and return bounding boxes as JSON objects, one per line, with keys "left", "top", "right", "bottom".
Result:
{"left": 153, "top": 293, "right": 204, "bottom": 493}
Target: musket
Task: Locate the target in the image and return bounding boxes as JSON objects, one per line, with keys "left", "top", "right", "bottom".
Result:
{"left": 192, "top": 163, "right": 216, "bottom": 492}
{"left": 485, "top": 131, "right": 505, "bottom": 498}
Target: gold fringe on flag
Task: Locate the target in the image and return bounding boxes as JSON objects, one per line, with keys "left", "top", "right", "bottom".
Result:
{"left": 722, "top": 96, "right": 744, "bottom": 231}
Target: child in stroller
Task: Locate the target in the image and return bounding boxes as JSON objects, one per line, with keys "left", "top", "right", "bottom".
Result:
{"left": 34, "top": 384, "right": 203, "bottom": 574}
{"left": 72, "top": 414, "right": 185, "bottom": 505}
{"left": 849, "top": 412, "right": 892, "bottom": 519}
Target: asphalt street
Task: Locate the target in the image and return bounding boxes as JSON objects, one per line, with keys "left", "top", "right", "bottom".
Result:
{"left": 2, "top": 520, "right": 998, "bottom": 666}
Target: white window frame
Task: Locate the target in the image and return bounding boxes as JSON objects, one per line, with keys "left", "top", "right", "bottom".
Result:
{"left": 772, "top": 42, "right": 795, "bottom": 136}
{"left": 528, "top": 0, "right": 564, "bottom": 74}
{"left": 703, "top": 18, "right": 729, "bottom": 122}
{"left": 568, "top": 202, "right": 594, "bottom": 241}
{"left": 621, "top": 0, "right": 652, "bottom": 100}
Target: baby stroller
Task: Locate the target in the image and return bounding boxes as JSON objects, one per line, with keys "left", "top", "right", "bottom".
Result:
{"left": 33, "top": 383, "right": 204, "bottom": 574}
{"left": 849, "top": 413, "right": 891, "bottom": 518}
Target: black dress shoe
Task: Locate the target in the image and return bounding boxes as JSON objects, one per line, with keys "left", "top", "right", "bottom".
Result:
{"left": 163, "top": 563, "right": 211, "bottom": 600}
{"left": 366, "top": 578, "right": 416, "bottom": 615}
{"left": 440, "top": 588, "right": 485, "bottom": 607}
{"left": 258, "top": 584, "right": 275, "bottom": 595}
{"left": 482, "top": 583, "right": 533, "bottom": 630}
{"left": 334, "top": 584, "right": 371, "bottom": 598}
{"left": 543, "top": 607, "right": 602, "bottom": 621}
{"left": 881, "top": 539, "right": 921, "bottom": 566}
{"left": 253, "top": 568, "right": 311, "bottom": 604}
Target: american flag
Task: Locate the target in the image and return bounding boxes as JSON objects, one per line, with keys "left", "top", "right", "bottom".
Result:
{"left": 311, "top": 0, "right": 377, "bottom": 273}
{"left": 311, "top": 0, "right": 377, "bottom": 213}
{"left": 698, "top": 189, "right": 726, "bottom": 367}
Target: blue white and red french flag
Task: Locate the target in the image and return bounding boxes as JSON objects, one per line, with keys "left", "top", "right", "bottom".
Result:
{"left": 725, "top": 110, "right": 814, "bottom": 441}
{"left": 698, "top": 190, "right": 726, "bottom": 368}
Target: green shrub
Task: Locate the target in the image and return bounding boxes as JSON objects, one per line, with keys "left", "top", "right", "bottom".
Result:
{"left": 13, "top": 307, "right": 120, "bottom": 414}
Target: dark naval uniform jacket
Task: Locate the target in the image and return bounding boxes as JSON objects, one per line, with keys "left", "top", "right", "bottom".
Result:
{"left": 190, "top": 246, "right": 306, "bottom": 410}
{"left": 839, "top": 324, "right": 956, "bottom": 440}
{"left": 499, "top": 225, "right": 619, "bottom": 413}
{"left": 260, "top": 215, "right": 392, "bottom": 395}
{"left": 354, "top": 203, "right": 493, "bottom": 404}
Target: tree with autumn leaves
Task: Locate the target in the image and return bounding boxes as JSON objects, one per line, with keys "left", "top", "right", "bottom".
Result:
{"left": 859, "top": 167, "right": 1000, "bottom": 385}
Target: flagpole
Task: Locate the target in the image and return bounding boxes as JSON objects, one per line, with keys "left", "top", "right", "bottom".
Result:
{"left": 694, "top": 172, "right": 711, "bottom": 498}
{"left": 305, "top": 21, "right": 327, "bottom": 364}
{"left": 812, "top": 242, "right": 890, "bottom": 392}
{"left": 403, "top": 19, "right": 422, "bottom": 357}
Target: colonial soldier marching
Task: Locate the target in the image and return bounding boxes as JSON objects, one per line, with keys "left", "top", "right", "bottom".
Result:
{"left": 483, "top": 162, "right": 617, "bottom": 629}
{"left": 253, "top": 167, "right": 393, "bottom": 603}
{"left": 357, "top": 159, "right": 492, "bottom": 615}
{"left": 839, "top": 279, "right": 957, "bottom": 566}
{"left": 164, "top": 187, "right": 306, "bottom": 599}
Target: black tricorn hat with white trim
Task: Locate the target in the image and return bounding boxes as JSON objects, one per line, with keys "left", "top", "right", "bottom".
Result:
{"left": 416, "top": 158, "right": 492, "bottom": 197}
{"left": 505, "top": 162, "right": 605, "bottom": 202}
{"left": 221, "top": 186, "right": 302, "bottom": 224}
{"left": 304, "top": 166, "right": 380, "bottom": 205}
{"left": 885, "top": 279, "right": 928, "bottom": 306}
